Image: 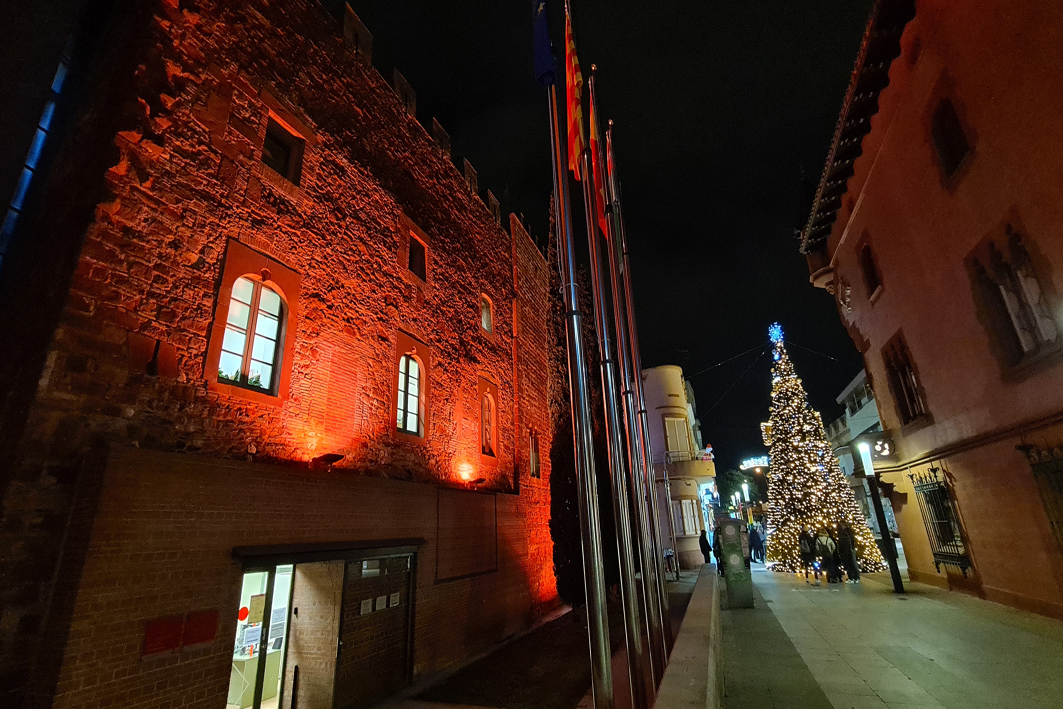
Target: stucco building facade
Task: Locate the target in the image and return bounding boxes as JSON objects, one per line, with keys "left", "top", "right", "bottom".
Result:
{"left": 0, "top": 2, "right": 557, "bottom": 707}
{"left": 801, "top": 0, "right": 1063, "bottom": 617}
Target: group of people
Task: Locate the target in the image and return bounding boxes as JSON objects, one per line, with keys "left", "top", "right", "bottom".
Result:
{"left": 798, "top": 522, "right": 861, "bottom": 585}
{"left": 699, "top": 522, "right": 767, "bottom": 574}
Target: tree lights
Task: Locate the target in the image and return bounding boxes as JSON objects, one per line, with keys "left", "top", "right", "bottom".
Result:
{"left": 763, "top": 324, "right": 886, "bottom": 573}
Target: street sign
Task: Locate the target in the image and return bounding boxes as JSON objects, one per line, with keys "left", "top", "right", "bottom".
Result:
{"left": 855, "top": 432, "right": 895, "bottom": 461}
{"left": 739, "top": 456, "right": 769, "bottom": 471}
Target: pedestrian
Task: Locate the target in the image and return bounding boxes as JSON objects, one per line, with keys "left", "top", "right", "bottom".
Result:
{"left": 758, "top": 523, "right": 767, "bottom": 562}
{"left": 837, "top": 521, "right": 860, "bottom": 583}
{"left": 748, "top": 525, "right": 762, "bottom": 563}
{"left": 814, "top": 527, "right": 837, "bottom": 585}
{"left": 713, "top": 524, "right": 724, "bottom": 576}
{"left": 699, "top": 528, "right": 712, "bottom": 567}
{"left": 798, "top": 525, "right": 816, "bottom": 583}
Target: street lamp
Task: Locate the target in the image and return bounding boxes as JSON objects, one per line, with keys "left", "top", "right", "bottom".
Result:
{"left": 741, "top": 482, "right": 750, "bottom": 502}
{"left": 857, "top": 442, "right": 904, "bottom": 593}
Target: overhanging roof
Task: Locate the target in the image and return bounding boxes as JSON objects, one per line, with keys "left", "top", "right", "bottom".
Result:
{"left": 799, "top": 0, "right": 916, "bottom": 255}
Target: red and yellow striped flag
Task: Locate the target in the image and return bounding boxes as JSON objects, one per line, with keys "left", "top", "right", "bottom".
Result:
{"left": 565, "top": 5, "right": 585, "bottom": 180}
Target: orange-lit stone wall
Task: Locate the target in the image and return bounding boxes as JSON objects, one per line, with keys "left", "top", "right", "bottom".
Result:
{"left": 0, "top": 0, "right": 559, "bottom": 704}
{"left": 810, "top": 0, "right": 1063, "bottom": 617}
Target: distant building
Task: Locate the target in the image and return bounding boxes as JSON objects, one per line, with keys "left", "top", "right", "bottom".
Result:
{"left": 0, "top": 2, "right": 557, "bottom": 706}
{"left": 800, "top": 0, "right": 1063, "bottom": 618}
{"left": 642, "top": 366, "right": 716, "bottom": 569}
{"left": 825, "top": 371, "right": 898, "bottom": 537}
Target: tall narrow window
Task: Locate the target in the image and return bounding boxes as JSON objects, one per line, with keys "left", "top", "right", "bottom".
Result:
{"left": 931, "top": 98, "right": 970, "bottom": 179}
{"left": 529, "top": 431, "right": 541, "bottom": 479}
{"left": 480, "top": 393, "right": 495, "bottom": 456}
{"left": 1, "top": 52, "right": 71, "bottom": 264}
{"left": 664, "top": 416, "right": 691, "bottom": 461}
{"left": 480, "top": 294, "right": 493, "bottom": 333}
{"left": 859, "top": 243, "right": 882, "bottom": 298}
{"left": 218, "top": 276, "right": 285, "bottom": 392}
{"left": 408, "top": 233, "right": 426, "bottom": 281}
{"left": 396, "top": 354, "right": 421, "bottom": 435}
{"left": 882, "top": 333, "right": 928, "bottom": 425}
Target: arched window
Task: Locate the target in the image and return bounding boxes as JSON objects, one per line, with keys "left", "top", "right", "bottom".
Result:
{"left": 480, "top": 393, "right": 495, "bottom": 456}
{"left": 218, "top": 276, "right": 285, "bottom": 392}
{"left": 397, "top": 354, "right": 422, "bottom": 435}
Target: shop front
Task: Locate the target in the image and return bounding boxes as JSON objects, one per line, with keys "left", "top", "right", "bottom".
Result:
{"left": 226, "top": 541, "right": 420, "bottom": 709}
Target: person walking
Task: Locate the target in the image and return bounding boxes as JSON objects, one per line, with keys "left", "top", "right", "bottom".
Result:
{"left": 748, "top": 525, "right": 762, "bottom": 563}
{"left": 815, "top": 527, "right": 838, "bottom": 585}
{"left": 699, "top": 528, "right": 712, "bottom": 567}
{"left": 799, "top": 525, "right": 816, "bottom": 583}
{"left": 713, "top": 524, "right": 724, "bottom": 576}
{"left": 838, "top": 521, "right": 860, "bottom": 583}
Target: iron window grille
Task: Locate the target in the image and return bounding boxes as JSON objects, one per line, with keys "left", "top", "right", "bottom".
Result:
{"left": 908, "top": 466, "right": 971, "bottom": 575}
{"left": 1017, "top": 445, "right": 1063, "bottom": 555}
{"left": 883, "top": 334, "right": 928, "bottom": 425}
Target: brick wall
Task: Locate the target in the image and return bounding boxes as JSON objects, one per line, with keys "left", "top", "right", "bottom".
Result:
{"left": 0, "top": 0, "right": 559, "bottom": 703}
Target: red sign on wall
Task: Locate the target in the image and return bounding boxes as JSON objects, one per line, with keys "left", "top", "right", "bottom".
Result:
{"left": 183, "top": 610, "right": 219, "bottom": 648}
{"left": 142, "top": 616, "right": 183, "bottom": 656}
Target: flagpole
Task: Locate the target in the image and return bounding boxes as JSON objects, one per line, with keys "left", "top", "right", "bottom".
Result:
{"left": 609, "top": 143, "right": 679, "bottom": 607}
{"left": 601, "top": 119, "right": 668, "bottom": 684}
{"left": 581, "top": 70, "right": 649, "bottom": 709}
{"left": 546, "top": 82, "right": 614, "bottom": 709}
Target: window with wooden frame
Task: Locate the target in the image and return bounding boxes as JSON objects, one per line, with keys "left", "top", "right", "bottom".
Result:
{"left": 882, "top": 332, "right": 928, "bottom": 425}
{"left": 218, "top": 276, "right": 286, "bottom": 392}
{"left": 931, "top": 98, "right": 970, "bottom": 179}
{"left": 663, "top": 416, "right": 692, "bottom": 461}
{"left": 968, "top": 221, "right": 1059, "bottom": 370}
{"left": 207, "top": 240, "right": 299, "bottom": 403}
{"left": 396, "top": 353, "right": 423, "bottom": 436}
{"left": 480, "top": 392, "right": 496, "bottom": 457}
{"left": 262, "top": 117, "right": 305, "bottom": 185}
{"left": 480, "top": 294, "right": 493, "bottom": 333}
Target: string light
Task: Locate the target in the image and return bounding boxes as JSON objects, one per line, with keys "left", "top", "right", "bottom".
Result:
{"left": 762, "top": 323, "right": 886, "bottom": 573}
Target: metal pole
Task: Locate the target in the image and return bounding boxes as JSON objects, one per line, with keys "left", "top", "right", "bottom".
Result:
{"left": 601, "top": 120, "right": 667, "bottom": 685}
{"left": 613, "top": 165, "right": 679, "bottom": 620}
{"left": 857, "top": 444, "right": 904, "bottom": 593}
{"left": 547, "top": 85, "right": 614, "bottom": 709}
{"left": 579, "top": 143, "right": 647, "bottom": 709}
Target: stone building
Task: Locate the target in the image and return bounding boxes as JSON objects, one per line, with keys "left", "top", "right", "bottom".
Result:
{"left": 801, "top": 0, "right": 1063, "bottom": 617}
{"left": 0, "top": 1, "right": 557, "bottom": 707}
{"left": 642, "top": 365, "right": 716, "bottom": 570}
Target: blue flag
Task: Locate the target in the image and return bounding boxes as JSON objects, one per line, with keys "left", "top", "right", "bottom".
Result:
{"left": 532, "top": 0, "right": 555, "bottom": 86}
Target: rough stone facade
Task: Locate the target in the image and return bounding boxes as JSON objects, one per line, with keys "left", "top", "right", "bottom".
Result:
{"left": 0, "top": 0, "right": 558, "bottom": 705}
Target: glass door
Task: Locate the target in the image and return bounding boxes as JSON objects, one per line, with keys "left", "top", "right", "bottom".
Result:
{"left": 227, "top": 565, "right": 294, "bottom": 709}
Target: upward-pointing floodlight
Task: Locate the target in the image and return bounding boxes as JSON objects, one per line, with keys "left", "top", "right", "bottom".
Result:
{"left": 768, "top": 322, "right": 784, "bottom": 344}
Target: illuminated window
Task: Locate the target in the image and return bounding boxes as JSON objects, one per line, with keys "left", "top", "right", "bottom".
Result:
{"left": 480, "top": 393, "right": 495, "bottom": 456}
{"left": 931, "top": 98, "right": 970, "bottom": 179}
{"left": 218, "top": 276, "right": 285, "bottom": 392}
{"left": 480, "top": 294, "right": 493, "bottom": 333}
{"left": 262, "top": 118, "right": 304, "bottom": 185}
{"left": 408, "top": 233, "right": 427, "bottom": 281}
{"left": 529, "top": 431, "right": 540, "bottom": 479}
{"left": 1, "top": 53, "right": 71, "bottom": 266}
{"left": 397, "top": 354, "right": 422, "bottom": 436}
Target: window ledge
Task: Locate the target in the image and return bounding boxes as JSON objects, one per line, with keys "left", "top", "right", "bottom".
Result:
{"left": 1002, "top": 342, "right": 1063, "bottom": 383}
{"left": 899, "top": 413, "right": 934, "bottom": 436}
{"left": 868, "top": 284, "right": 884, "bottom": 305}
{"left": 209, "top": 378, "right": 284, "bottom": 407}
{"left": 260, "top": 164, "right": 301, "bottom": 203}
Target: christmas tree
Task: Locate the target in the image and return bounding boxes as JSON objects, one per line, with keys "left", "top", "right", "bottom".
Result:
{"left": 762, "top": 323, "right": 885, "bottom": 572}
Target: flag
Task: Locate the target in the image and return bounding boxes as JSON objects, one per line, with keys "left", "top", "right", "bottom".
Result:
{"left": 532, "top": 1, "right": 554, "bottom": 86}
{"left": 565, "top": 4, "right": 585, "bottom": 179}
{"left": 588, "top": 83, "right": 609, "bottom": 237}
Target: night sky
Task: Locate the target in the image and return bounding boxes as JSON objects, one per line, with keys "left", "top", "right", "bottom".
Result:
{"left": 352, "top": 0, "right": 873, "bottom": 470}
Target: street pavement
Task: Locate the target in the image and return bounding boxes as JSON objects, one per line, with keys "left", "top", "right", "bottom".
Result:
{"left": 723, "top": 563, "right": 1063, "bottom": 709}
